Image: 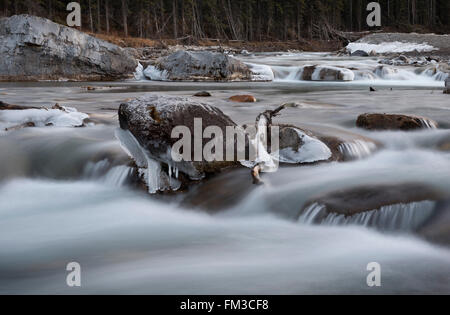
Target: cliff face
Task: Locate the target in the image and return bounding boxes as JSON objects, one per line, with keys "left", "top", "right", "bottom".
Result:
{"left": 0, "top": 15, "right": 138, "bottom": 81}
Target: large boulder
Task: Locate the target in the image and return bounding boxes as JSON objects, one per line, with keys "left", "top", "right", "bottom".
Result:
{"left": 0, "top": 15, "right": 137, "bottom": 81}
{"left": 117, "top": 95, "right": 242, "bottom": 193}
{"left": 145, "top": 50, "right": 253, "bottom": 81}
{"left": 356, "top": 113, "right": 438, "bottom": 131}
{"left": 301, "top": 65, "right": 354, "bottom": 81}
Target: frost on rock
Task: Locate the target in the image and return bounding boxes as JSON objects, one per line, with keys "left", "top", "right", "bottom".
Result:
{"left": 0, "top": 106, "right": 88, "bottom": 132}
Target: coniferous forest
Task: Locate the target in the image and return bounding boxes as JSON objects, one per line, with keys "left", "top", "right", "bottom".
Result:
{"left": 0, "top": 0, "right": 448, "bottom": 41}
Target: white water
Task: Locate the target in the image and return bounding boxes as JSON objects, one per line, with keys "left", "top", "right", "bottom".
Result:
{"left": 299, "top": 201, "right": 436, "bottom": 231}
{"left": 0, "top": 179, "right": 449, "bottom": 294}
{"left": 1, "top": 57, "right": 450, "bottom": 294}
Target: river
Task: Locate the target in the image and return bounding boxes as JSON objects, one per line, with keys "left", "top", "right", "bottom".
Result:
{"left": 0, "top": 52, "right": 449, "bottom": 294}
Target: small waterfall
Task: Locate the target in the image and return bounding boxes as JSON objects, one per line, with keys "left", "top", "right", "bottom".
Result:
{"left": 339, "top": 140, "right": 378, "bottom": 160}
{"left": 83, "top": 159, "right": 111, "bottom": 178}
{"left": 83, "top": 159, "right": 134, "bottom": 187}
{"left": 102, "top": 165, "right": 134, "bottom": 186}
{"left": 299, "top": 201, "right": 436, "bottom": 231}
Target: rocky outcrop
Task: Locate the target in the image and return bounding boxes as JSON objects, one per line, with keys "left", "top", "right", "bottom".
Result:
{"left": 146, "top": 50, "right": 253, "bottom": 81}
{"left": 117, "top": 95, "right": 242, "bottom": 193}
{"left": 356, "top": 113, "right": 438, "bottom": 131}
{"left": 0, "top": 15, "right": 137, "bottom": 81}
{"left": 301, "top": 65, "right": 354, "bottom": 81}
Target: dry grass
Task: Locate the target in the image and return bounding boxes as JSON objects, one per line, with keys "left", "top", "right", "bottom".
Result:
{"left": 90, "top": 32, "right": 344, "bottom": 52}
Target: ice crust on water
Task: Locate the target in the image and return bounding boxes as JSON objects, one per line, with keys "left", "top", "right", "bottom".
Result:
{"left": 0, "top": 106, "right": 88, "bottom": 132}
{"left": 346, "top": 41, "right": 437, "bottom": 54}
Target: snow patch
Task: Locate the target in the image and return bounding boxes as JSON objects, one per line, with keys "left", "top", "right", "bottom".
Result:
{"left": 347, "top": 41, "right": 437, "bottom": 54}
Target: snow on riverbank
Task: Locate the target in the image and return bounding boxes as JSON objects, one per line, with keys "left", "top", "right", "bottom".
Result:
{"left": 346, "top": 41, "right": 437, "bottom": 54}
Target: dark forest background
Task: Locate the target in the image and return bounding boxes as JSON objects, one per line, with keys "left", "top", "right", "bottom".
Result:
{"left": 0, "top": 0, "right": 448, "bottom": 41}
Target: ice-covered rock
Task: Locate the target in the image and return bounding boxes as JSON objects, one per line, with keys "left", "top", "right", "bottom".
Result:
{"left": 276, "top": 127, "right": 332, "bottom": 164}
{"left": 0, "top": 15, "right": 137, "bottom": 81}
{"left": 117, "top": 95, "right": 241, "bottom": 193}
{"left": 147, "top": 50, "right": 253, "bottom": 81}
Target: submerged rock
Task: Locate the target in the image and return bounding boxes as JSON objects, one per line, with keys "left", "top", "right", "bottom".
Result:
{"left": 356, "top": 113, "right": 438, "bottom": 131}
{"left": 301, "top": 65, "right": 354, "bottom": 81}
{"left": 147, "top": 50, "right": 253, "bottom": 81}
{"left": 418, "top": 200, "right": 450, "bottom": 245}
{"left": 0, "top": 15, "right": 137, "bottom": 81}
{"left": 351, "top": 50, "right": 369, "bottom": 57}
{"left": 117, "top": 95, "right": 241, "bottom": 193}
{"left": 194, "top": 91, "right": 212, "bottom": 97}
{"left": 298, "top": 184, "right": 444, "bottom": 231}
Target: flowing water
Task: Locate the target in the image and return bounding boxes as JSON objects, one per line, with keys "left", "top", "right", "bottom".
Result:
{"left": 0, "top": 53, "right": 449, "bottom": 294}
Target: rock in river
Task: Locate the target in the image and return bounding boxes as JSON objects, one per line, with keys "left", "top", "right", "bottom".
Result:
{"left": 356, "top": 113, "right": 438, "bottom": 131}
{"left": 0, "top": 15, "right": 137, "bottom": 81}
{"left": 144, "top": 50, "right": 253, "bottom": 81}
{"left": 117, "top": 95, "right": 242, "bottom": 193}
{"left": 300, "top": 65, "right": 355, "bottom": 81}
{"left": 298, "top": 184, "right": 445, "bottom": 231}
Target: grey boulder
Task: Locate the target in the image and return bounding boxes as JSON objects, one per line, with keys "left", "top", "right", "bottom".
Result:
{"left": 147, "top": 50, "right": 253, "bottom": 81}
{"left": 0, "top": 15, "right": 137, "bottom": 81}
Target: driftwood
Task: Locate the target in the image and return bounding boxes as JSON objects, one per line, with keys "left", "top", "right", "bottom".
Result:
{"left": 4, "top": 122, "right": 36, "bottom": 131}
{"left": 251, "top": 104, "right": 292, "bottom": 185}
{"left": 0, "top": 101, "right": 41, "bottom": 110}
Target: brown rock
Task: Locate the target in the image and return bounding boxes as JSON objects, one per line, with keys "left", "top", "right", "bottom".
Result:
{"left": 356, "top": 113, "right": 438, "bottom": 131}
{"left": 229, "top": 95, "right": 257, "bottom": 103}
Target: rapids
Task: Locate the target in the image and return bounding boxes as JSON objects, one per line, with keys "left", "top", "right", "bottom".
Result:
{"left": 0, "top": 52, "right": 449, "bottom": 294}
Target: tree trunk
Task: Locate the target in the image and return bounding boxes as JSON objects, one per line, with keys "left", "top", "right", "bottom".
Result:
{"left": 97, "top": 0, "right": 101, "bottom": 32}
{"left": 88, "top": 0, "right": 94, "bottom": 32}
{"left": 105, "top": 0, "right": 110, "bottom": 34}
{"left": 122, "top": 0, "right": 128, "bottom": 37}
{"left": 173, "top": 0, "right": 178, "bottom": 39}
